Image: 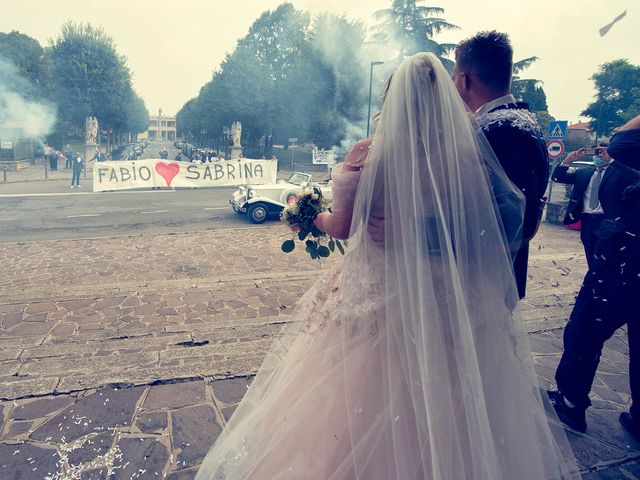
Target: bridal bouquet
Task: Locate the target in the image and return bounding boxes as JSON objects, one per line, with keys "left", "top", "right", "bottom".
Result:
{"left": 280, "top": 186, "right": 345, "bottom": 259}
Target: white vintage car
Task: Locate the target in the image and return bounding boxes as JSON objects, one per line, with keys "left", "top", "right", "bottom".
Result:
{"left": 230, "top": 172, "right": 331, "bottom": 224}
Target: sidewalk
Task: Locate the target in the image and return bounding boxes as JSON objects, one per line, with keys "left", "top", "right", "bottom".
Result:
{"left": 0, "top": 160, "right": 94, "bottom": 197}
{"left": 0, "top": 224, "right": 638, "bottom": 479}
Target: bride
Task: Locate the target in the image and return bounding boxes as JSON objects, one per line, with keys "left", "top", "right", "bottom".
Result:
{"left": 196, "top": 53, "right": 580, "bottom": 479}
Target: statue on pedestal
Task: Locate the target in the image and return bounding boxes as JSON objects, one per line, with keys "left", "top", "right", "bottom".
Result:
{"left": 231, "top": 121, "right": 242, "bottom": 147}
{"left": 84, "top": 116, "right": 99, "bottom": 165}
{"left": 85, "top": 116, "right": 99, "bottom": 145}
{"left": 230, "top": 121, "right": 243, "bottom": 159}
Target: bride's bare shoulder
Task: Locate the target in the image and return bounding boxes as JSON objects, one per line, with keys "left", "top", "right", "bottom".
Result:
{"left": 343, "top": 139, "right": 373, "bottom": 171}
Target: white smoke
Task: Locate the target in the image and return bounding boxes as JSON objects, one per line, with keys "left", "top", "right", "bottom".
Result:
{"left": 0, "top": 56, "right": 56, "bottom": 142}
{"left": 309, "top": 13, "right": 404, "bottom": 157}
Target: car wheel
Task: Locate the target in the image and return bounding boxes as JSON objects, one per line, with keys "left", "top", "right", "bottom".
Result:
{"left": 247, "top": 203, "right": 268, "bottom": 224}
{"left": 280, "top": 189, "right": 299, "bottom": 204}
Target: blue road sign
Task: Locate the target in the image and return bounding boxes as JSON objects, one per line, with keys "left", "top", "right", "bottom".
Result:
{"left": 548, "top": 121, "right": 568, "bottom": 140}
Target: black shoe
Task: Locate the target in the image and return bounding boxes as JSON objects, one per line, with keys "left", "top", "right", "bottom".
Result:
{"left": 547, "top": 390, "right": 587, "bottom": 432}
{"left": 619, "top": 412, "right": 640, "bottom": 439}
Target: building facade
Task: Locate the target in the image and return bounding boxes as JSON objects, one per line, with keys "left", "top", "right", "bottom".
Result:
{"left": 146, "top": 109, "right": 176, "bottom": 141}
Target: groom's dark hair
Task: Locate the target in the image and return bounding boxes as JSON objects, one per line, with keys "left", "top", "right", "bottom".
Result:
{"left": 455, "top": 31, "right": 513, "bottom": 93}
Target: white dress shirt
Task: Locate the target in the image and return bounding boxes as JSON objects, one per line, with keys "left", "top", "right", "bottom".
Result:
{"left": 475, "top": 94, "right": 517, "bottom": 116}
{"left": 582, "top": 163, "right": 611, "bottom": 215}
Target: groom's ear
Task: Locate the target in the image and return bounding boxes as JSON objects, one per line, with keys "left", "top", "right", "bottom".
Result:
{"left": 459, "top": 72, "right": 471, "bottom": 92}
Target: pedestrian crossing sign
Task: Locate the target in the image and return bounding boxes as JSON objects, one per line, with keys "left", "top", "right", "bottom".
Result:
{"left": 548, "top": 121, "right": 568, "bottom": 140}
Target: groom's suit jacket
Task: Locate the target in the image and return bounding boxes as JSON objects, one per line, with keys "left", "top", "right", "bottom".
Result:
{"left": 477, "top": 102, "right": 549, "bottom": 299}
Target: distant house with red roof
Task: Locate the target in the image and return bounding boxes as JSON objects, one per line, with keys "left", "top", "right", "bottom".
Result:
{"left": 566, "top": 121, "right": 595, "bottom": 145}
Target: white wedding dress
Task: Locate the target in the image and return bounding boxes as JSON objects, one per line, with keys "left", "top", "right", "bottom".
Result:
{"left": 196, "top": 53, "right": 580, "bottom": 480}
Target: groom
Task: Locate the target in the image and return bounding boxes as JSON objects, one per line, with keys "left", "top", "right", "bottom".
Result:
{"left": 453, "top": 31, "right": 548, "bottom": 299}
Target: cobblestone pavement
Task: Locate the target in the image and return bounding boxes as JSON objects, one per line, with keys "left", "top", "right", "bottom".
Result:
{"left": 1, "top": 224, "right": 639, "bottom": 479}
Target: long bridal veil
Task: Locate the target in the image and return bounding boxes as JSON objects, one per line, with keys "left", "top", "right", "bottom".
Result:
{"left": 196, "top": 53, "right": 579, "bottom": 479}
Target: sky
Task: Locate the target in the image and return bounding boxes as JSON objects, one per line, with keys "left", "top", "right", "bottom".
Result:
{"left": 0, "top": 0, "right": 637, "bottom": 124}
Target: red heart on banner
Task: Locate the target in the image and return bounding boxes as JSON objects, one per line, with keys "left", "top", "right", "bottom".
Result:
{"left": 155, "top": 162, "right": 180, "bottom": 187}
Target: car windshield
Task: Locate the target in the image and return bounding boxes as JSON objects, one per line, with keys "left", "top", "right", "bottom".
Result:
{"left": 287, "top": 173, "right": 310, "bottom": 186}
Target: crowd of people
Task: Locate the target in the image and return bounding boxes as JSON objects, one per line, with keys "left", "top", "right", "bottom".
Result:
{"left": 174, "top": 144, "right": 278, "bottom": 163}
{"left": 41, "top": 144, "right": 110, "bottom": 189}
{"left": 175, "top": 145, "right": 225, "bottom": 163}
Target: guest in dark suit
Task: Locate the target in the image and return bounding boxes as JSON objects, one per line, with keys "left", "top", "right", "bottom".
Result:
{"left": 453, "top": 31, "right": 549, "bottom": 298}
{"left": 63, "top": 144, "right": 73, "bottom": 169}
{"left": 548, "top": 115, "right": 640, "bottom": 435}
{"left": 70, "top": 152, "right": 84, "bottom": 189}
{"left": 91, "top": 148, "right": 107, "bottom": 162}
{"left": 552, "top": 145, "right": 613, "bottom": 268}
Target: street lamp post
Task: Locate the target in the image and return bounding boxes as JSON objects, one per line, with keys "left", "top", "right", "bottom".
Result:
{"left": 223, "top": 128, "right": 231, "bottom": 158}
{"left": 288, "top": 137, "right": 297, "bottom": 170}
{"left": 366, "top": 61, "right": 384, "bottom": 138}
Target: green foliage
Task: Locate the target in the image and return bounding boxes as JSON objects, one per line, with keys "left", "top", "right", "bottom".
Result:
{"left": 124, "top": 92, "right": 150, "bottom": 134}
{"left": 534, "top": 111, "right": 555, "bottom": 138}
{"left": 513, "top": 79, "right": 548, "bottom": 112}
{"left": 582, "top": 59, "right": 640, "bottom": 136}
{"left": 626, "top": 88, "right": 640, "bottom": 121}
{"left": 0, "top": 30, "right": 50, "bottom": 100}
{"left": 178, "top": 4, "right": 367, "bottom": 152}
{"left": 512, "top": 56, "right": 539, "bottom": 75}
{"left": 371, "top": 0, "right": 458, "bottom": 71}
{"left": 47, "top": 21, "right": 149, "bottom": 140}
{"left": 281, "top": 239, "right": 295, "bottom": 252}
{"left": 511, "top": 57, "right": 549, "bottom": 113}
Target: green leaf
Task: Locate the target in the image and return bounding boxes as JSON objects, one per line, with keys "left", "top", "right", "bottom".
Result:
{"left": 298, "top": 229, "right": 308, "bottom": 241}
{"left": 305, "top": 239, "right": 315, "bottom": 248}
{"left": 310, "top": 224, "right": 323, "bottom": 237}
{"left": 336, "top": 240, "right": 345, "bottom": 255}
{"left": 281, "top": 239, "right": 295, "bottom": 253}
{"left": 328, "top": 239, "right": 335, "bottom": 252}
{"left": 318, "top": 246, "right": 330, "bottom": 257}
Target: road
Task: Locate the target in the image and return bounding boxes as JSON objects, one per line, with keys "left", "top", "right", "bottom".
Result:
{"left": 0, "top": 141, "right": 273, "bottom": 242}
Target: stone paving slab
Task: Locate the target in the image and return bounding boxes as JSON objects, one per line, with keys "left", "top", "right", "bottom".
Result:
{"left": 1, "top": 223, "right": 638, "bottom": 478}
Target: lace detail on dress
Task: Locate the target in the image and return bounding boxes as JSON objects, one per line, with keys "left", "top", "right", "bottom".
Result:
{"left": 298, "top": 245, "right": 385, "bottom": 338}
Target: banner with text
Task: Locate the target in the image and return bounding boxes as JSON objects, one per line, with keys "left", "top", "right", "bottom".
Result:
{"left": 93, "top": 159, "right": 278, "bottom": 192}
{"left": 312, "top": 149, "right": 336, "bottom": 165}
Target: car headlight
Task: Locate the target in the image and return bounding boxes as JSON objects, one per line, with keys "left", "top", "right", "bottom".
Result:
{"left": 247, "top": 188, "right": 255, "bottom": 199}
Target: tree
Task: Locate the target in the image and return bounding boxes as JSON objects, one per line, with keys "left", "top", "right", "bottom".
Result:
{"left": 372, "top": 0, "right": 458, "bottom": 71}
{"left": 179, "top": 4, "right": 368, "bottom": 153}
{"left": 511, "top": 56, "right": 549, "bottom": 112}
{"left": 534, "top": 111, "right": 555, "bottom": 139}
{"left": 47, "top": 22, "right": 148, "bottom": 147}
{"left": 124, "top": 92, "right": 150, "bottom": 135}
{"left": 582, "top": 59, "right": 640, "bottom": 137}
{"left": 513, "top": 79, "right": 548, "bottom": 112}
{"left": 176, "top": 97, "right": 201, "bottom": 138}
{"left": 0, "top": 30, "right": 50, "bottom": 99}
{"left": 310, "top": 14, "right": 367, "bottom": 125}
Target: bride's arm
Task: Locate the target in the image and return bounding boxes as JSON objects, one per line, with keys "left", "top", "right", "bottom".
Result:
{"left": 314, "top": 139, "right": 371, "bottom": 240}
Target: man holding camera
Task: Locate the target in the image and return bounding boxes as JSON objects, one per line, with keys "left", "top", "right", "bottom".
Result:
{"left": 552, "top": 145, "right": 612, "bottom": 268}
